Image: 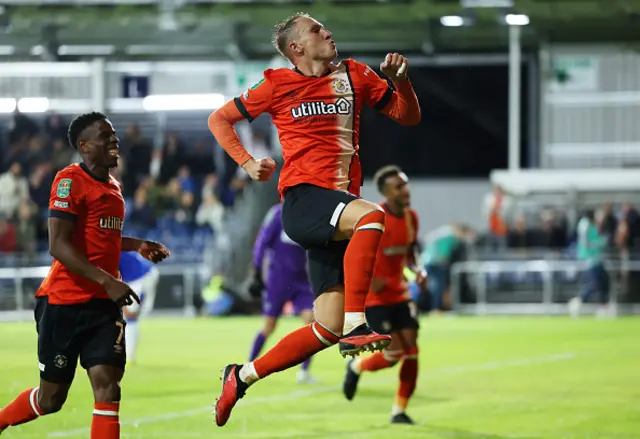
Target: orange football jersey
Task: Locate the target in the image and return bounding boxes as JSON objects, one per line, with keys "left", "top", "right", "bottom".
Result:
{"left": 36, "top": 163, "right": 125, "bottom": 305}
{"left": 366, "top": 204, "right": 419, "bottom": 307}
{"left": 234, "top": 59, "right": 395, "bottom": 198}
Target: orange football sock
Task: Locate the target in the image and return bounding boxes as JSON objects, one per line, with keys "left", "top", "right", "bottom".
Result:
{"left": 252, "top": 322, "right": 339, "bottom": 379}
{"left": 91, "top": 402, "right": 120, "bottom": 439}
{"left": 0, "top": 387, "right": 44, "bottom": 429}
{"left": 343, "top": 210, "right": 385, "bottom": 316}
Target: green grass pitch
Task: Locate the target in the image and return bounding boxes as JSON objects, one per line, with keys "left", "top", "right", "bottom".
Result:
{"left": 1, "top": 315, "right": 639, "bottom": 438}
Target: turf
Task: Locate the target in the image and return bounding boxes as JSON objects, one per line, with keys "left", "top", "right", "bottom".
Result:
{"left": 1, "top": 315, "right": 639, "bottom": 439}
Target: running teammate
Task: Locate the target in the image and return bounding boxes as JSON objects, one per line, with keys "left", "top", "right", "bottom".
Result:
{"left": 119, "top": 251, "right": 160, "bottom": 363}
{"left": 342, "top": 165, "right": 424, "bottom": 424}
{"left": 248, "top": 203, "right": 316, "bottom": 383}
{"left": 0, "top": 112, "right": 170, "bottom": 439}
{"left": 208, "top": 13, "right": 421, "bottom": 426}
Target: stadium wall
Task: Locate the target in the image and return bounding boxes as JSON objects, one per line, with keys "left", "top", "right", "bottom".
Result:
{"left": 540, "top": 43, "right": 640, "bottom": 168}
{"left": 361, "top": 178, "right": 492, "bottom": 235}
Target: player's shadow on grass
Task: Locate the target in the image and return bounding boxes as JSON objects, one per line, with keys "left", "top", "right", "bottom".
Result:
{"left": 424, "top": 425, "right": 543, "bottom": 439}
{"left": 360, "top": 388, "right": 449, "bottom": 404}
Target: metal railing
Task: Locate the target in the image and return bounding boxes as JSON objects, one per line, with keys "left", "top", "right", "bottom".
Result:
{"left": 0, "top": 264, "right": 204, "bottom": 321}
{"left": 450, "top": 258, "right": 640, "bottom": 316}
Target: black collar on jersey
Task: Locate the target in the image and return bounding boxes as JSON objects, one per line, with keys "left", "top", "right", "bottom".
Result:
{"left": 293, "top": 67, "right": 332, "bottom": 78}
{"left": 80, "top": 162, "right": 109, "bottom": 183}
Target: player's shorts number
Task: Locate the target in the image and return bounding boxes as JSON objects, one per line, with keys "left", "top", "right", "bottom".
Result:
{"left": 115, "top": 321, "right": 124, "bottom": 345}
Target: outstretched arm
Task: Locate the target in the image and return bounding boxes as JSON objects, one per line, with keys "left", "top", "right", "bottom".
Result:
{"left": 122, "top": 237, "right": 170, "bottom": 263}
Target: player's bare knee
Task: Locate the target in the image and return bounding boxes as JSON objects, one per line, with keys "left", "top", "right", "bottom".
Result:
{"left": 92, "top": 380, "right": 121, "bottom": 403}
{"left": 314, "top": 305, "right": 343, "bottom": 335}
{"left": 88, "top": 366, "right": 124, "bottom": 402}
{"left": 336, "top": 199, "right": 384, "bottom": 239}
{"left": 37, "top": 387, "right": 69, "bottom": 414}
{"left": 300, "top": 309, "right": 314, "bottom": 325}
{"left": 313, "top": 289, "right": 344, "bottom": 335}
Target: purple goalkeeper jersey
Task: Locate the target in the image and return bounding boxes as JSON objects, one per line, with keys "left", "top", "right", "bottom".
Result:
{"left": 253, "top": 204, "right": 311, "bottom": 288}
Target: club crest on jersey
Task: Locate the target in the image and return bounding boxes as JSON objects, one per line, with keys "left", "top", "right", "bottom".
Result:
{"left": 291, "top": 98, "right": 352, "bottom": 119}
{"left": 332, "top": 78, "right": 350, "bottom": 94}
{"left": 56, "top": 179, "right": 72, "bottom": 198}
{"left": 99, "top": 216, "right": 123, "bottom": 231}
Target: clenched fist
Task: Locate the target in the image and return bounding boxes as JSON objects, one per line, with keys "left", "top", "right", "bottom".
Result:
{"left": 380, "top": 53, "right": 409, "bottom": 82}
{"left": 242, "top": 157, "right": 277, "bottom": 182}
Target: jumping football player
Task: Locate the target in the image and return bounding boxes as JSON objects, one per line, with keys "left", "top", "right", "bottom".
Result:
{"left": 0, "top": 112, "right": 170, "bottom": 439}
{"left": 248, "top": 203, "right": 316, "bottom": 384}
{"left": 342, "top": 165, "right": 424, "bottom": 425}
{"left": 119, "top": 251, "right": 160, "bottom": 363}
{"left": 208, "top": 13, "right": 421, "bottom": 426}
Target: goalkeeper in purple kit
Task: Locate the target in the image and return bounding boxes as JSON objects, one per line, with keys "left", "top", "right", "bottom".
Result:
{"left": 247, "top": 203, "right": 316, "bottom": 383}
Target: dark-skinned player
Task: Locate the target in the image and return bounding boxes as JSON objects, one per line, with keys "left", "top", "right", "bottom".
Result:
{"left": 0, "top": 112, "right": 170, "bottom": 439}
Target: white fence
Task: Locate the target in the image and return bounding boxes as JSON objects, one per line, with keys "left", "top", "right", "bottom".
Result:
{"left": 0, "top": 264, "right": 203, "bottom": 321}
{"left": 451, "top": 259, "right": 640, "bottom": 316}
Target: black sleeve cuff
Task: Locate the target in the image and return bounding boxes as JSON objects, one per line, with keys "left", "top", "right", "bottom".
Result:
{"left": 49, "top": 209, "right": 77, "bottom": 222}
{"left": 234, "top": 97, "right": 254, "bottom": 123}
{"left": 373, "top": 85, "right": 394, "bottom": 111}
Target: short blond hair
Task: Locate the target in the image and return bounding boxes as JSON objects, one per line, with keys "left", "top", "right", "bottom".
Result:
{"left": 271, "top": 12, "right": 310, "bottom": 59}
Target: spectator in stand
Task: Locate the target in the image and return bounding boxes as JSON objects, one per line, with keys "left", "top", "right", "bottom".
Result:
{"left": 161, "top": 178, "right": 183, "bottom": 214}
{"left": 188, "top": 139, "right": 217, "bottom": 180}
{"left": 482, "top": 184, "right": 514, "bottom": 249}
{"left": 507, "top": 213, "right": 533, "bottom": 249}
{"left": 599, "top": 202, "right": 618, "bottom": 247}
{"left": 122, "top": 123, "right": 152, "bottom": 193}
{"left": 159, "top": 133, "right": 187, "bottom": 184}
{"left": 421, "top": 224, "right": 476, "bottom": 313}
{"left": 536, "top": 209, "right": 567, "bottom": 250}
{"left": 569, "top": 210, "right": 610, "bottom": 317}
{"left": 15, "top": 201, "right": 37, "bottom": 256}
{"left": 0, "top": 163, "right": 30, "bottom": 220}
{"left": 196, "top": 192, "right": 225, "bottom": 233}
{"left": 0, "top": 215, "right": 16, "bottom": 253}
{"left": 44, "top": 113, "right": 68, "bottom": 142}
{"left": 23, "top": 136, "right": 49, "bottom": 175}
{"left": 174, "top": 192, "right": 196, "bottom": 230}
{"left": 28, "top": 161, "right": 54, "bottom": 210}
{"left": 138, "top": 176, "right": 164, "bottom": 214}
{"left": 128, "top": 187, "right": 157, "bottom": 230}
{"left": 51, "top": 137, "right": 74, "bottom": 173}
{"left": 8, "top": 110, "right": 39, "bottom": 147}
{"left": 615, "top": 203, "right": 640, "bottom": 254}
{"left": 177, "top": 165, "right": 197, "bottom": 194}
{"left": 149, "top": 148, "right": 162, "bottom": 181}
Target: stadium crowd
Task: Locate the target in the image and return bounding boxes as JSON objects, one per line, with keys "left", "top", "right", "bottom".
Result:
{"left": 482, "top": 184, "right": 640, "bottom": 256}
{"left": 0, "top": 110, "right": 269, "bottom": 260}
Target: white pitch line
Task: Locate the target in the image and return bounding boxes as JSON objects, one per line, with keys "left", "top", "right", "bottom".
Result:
{"left": 47, "top": 352, "right": 575, "bottom": 438}
{"left": 112, "top": 431, "right": 640, "bottom": 439}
